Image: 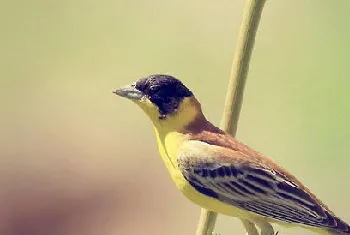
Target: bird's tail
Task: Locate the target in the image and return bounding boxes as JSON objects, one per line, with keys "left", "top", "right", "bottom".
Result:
{"left": 326, "top": 225, "right": 350, "bottom": 235}
{"left": 327, "top": 231, "right": 350, "bottom": 235}
{"left": 313, "top": 220, "right": 350, "bottom": 235}
{"left": 325, "top": 214, "right": 350, "bottom": 235}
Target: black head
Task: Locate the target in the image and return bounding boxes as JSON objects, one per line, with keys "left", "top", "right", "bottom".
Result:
{"left": 135, "top": 74, "right": 193, "bottom": 118}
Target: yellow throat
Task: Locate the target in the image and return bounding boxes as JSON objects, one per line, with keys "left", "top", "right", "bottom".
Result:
{"left": 136, "top": 96, "right": 201, "bottom": 176}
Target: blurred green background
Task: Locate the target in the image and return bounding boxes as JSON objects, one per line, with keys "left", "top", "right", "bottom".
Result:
{"left": 1, "top": 0, "right": 350, "bottom": 235}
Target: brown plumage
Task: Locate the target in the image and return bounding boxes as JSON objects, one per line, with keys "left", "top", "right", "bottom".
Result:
{"left": 176, "top": 97, "right": 350, "bottom": 234}
{"left": 184, "top": 109, "right": 328, "bottom": 210}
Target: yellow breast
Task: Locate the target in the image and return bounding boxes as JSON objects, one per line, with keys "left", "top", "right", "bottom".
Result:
{"left": 153, "top": 129, "right": 258, "bottom": 220}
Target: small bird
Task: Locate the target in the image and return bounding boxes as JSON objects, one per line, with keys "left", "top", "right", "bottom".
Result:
{"left": 114, "top": 74, "right": 350, "bottom": 235}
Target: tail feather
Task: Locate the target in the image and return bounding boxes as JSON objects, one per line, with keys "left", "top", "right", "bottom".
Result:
{"left": 327, "top": 215, "right": 350, "bottom": 234}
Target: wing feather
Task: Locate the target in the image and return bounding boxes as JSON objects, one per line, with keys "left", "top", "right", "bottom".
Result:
{"left": 178, "top": 140, "right": 350, "bottom": 234}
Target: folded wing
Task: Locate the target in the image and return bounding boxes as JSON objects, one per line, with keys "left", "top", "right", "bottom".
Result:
{"left": 178, "top": 140, "right": 350, "bottom": 234}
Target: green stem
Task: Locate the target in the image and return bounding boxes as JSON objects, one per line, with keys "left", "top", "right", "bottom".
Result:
{"left": 195, "top": 210, "right": 218, "bottom": 235}
{"left": 195, "top": 0, "right": 267, "bottom": 234}
{"left": 220, "top": 0, "right": 267, "bottom": 134}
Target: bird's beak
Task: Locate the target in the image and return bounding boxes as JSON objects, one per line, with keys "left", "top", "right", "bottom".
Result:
{"left": 113, "top": 84, "right": 143, "bottom": 100}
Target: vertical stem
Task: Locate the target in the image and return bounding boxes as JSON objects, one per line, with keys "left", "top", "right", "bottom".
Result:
{"left": 220, "top": 0, "right": 267, "bottom": 134}
{"left": 195, "top": 210, "right": 217, "bottom": 235}
{"left": 195, "top": 0, "right": 267, "bottom": 235}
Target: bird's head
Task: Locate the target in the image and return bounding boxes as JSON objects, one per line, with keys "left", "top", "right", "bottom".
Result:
{"left": 114, "top": 74, "right": 204, "bottom": 131}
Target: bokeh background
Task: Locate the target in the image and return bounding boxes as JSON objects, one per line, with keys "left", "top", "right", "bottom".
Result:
{"left": 1, "top": 0, "right": 350, "bottom": 235}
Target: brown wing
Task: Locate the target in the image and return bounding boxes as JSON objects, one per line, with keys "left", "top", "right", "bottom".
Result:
{"left": 178, "top": 140, "right": 350, "bottom": 234}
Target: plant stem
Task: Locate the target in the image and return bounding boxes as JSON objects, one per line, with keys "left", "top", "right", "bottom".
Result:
{"left": 195, "top": 0, "right": 267, "bottom": 234}
{"left": 195, "top": 209, "right": 217, "bottom": 235}
{"left": 220, "top": 0, "right": 267, "bottom": 134}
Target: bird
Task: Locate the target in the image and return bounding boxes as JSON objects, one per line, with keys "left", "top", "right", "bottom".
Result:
{"left": 113, "top": 74, "right": 350, "bottom": 235}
